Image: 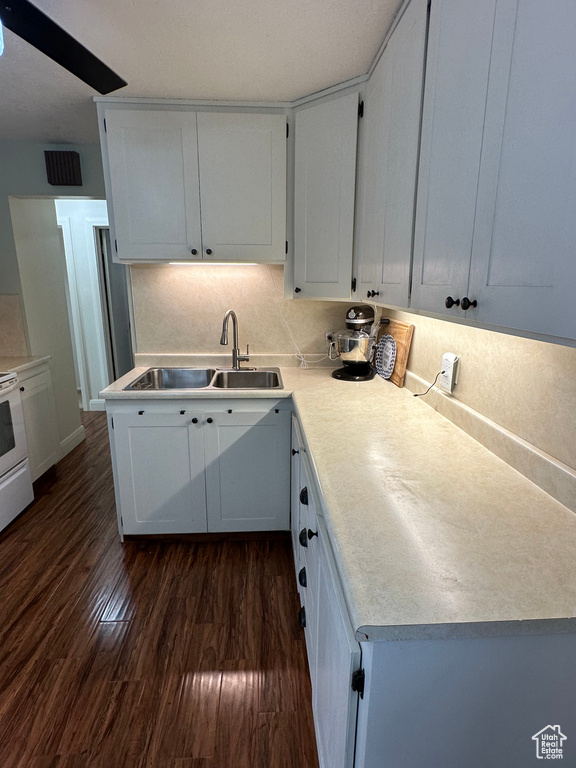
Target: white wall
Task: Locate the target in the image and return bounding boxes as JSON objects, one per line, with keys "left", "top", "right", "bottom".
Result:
{"left": 0, "top": 141, "right": 105, "bottom": 302}
{"left": 9, "top": 198, "right": 84, "bottom": 455}
{"left": 55, "top": 199, "right": 110, "bottom": 409}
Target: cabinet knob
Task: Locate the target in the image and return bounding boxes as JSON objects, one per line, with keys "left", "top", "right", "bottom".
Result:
{"left": 298, "top": 567, "right": 307, "bottom": 588}
{"left": 299, "top": 528, "right": 308, "bottom": 548}
{"left": 298, "top": 605, "right": 306, "bottom": 628}
{"left": 138, "top": 410, "right": 144, "bottom": 415}
{"left": 206, "top": 417, "right": 213, "bottom": 424}
{"left": 191, "top": 418, "right": 198, "bottom": 424}
{"left": 291, "top": 448, "right": 299, "bottom": 456}
{"left": 20, "top": 386, "right": 25, "bottom": 392}
{"left": 205, "top": 248, "right": 213, "bottom": 255}
{"left": 294, "top": 287, "right": 302, "bottom": 293}
{"left": 367, "top": 290, "right": 380, "bottom": 298}
{"left": 180, "top": 410, "right": 186, "bottom": 415}
{"left": 460, "top": 297, "right": 478, "bottom": 311}
{"left": 299, "top": 486, "right": 309, "bottom": 506}
{"left": 308, "top": 529, "right": 318, "bottom": 540}
{"left": 445, "top": 296, "right": 460, "bottom": 309}
{"left": 190, "top": 248, "right": 198, "bottom": 255}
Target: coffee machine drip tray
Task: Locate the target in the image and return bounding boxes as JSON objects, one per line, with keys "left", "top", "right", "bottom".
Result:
{"left": 331, "top": 363, "right": 376, "bottom": 382}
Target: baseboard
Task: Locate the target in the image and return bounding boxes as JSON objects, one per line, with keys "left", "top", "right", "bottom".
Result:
{"left": 60, "top": 425, "right": 86, "bottom": 458}
{"left": 89, "top": 399, "right": 106, "bottom": 411}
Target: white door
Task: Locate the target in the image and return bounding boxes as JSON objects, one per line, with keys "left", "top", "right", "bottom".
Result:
{"left": 204, "top": 410, "right": 290, "bottom": 532}
{"left": 314, "top": 520, "right": 361, "bottom": 768}
{"left": 411, "top": 0, "right": 497, "bottom": 316}
{"left": 468, "top": 0, "right": 576, "bottom": 340}
{"left": 105, "top": 109, "right": 202, "bottom": 262}
{"left": 196, "top": 112, "right": 287, "bottom": 262}
{"left": 113, "top": 411, "right": 207, "bottom": 534}
{"left": 374, "top": 0, "right": 428, "bottom": 307}
{"left": 293, "top": 93, "right": 359, "bottom": 299}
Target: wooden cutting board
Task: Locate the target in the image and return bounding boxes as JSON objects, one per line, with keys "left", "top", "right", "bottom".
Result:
{"left": 375, "top": 318, "right": 414, "bottom": 388}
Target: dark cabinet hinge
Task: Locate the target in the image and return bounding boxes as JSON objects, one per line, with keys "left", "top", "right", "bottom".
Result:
{"left": 286, "top": 123, "right": 289, "bottom": 138}
{"left": 351, "top": 668, "right": 365, "bottom": 698}
{"left": 358, "top": 101, "right": 364, "bottom": 119}
{"left": 298, "top": 605, "right": 306, "bottom": 628}
{"left": 351, "top": 277, "right": 357, "bottom": 292}
{"left": 114, "top": 239, "right": 118, "bottom": 252}
{"left": 104, "top": 118, "right": 107, "bottom": 133}
{"left": 111, "top": 417, "right": 114, "bottom": 429}
{"left": 285, "top": 240, "right": 288, "bottom": 255}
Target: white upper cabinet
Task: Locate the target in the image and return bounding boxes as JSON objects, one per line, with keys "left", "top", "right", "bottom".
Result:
{"left": 103, "top": 108, "right": 287, "bottom": 263}
{"left": 293, "top": 92, "right": 360, "bottom": 299}
{"left": 196, "top": 113, "right": 287, "bottom": 262}
{"left": 412, "top": 0, "right": 576, "bottom": 340}
{"left": 105, "top": 110, "right": 202, "bottom": 262}
{"left": 468, "top": 0, "right": 576, "bottom": 340}
{"left": 411, "top": 0, "right": 496, "bottom": 317}
{"left": 354, "top": 0, "right": 428, "bottom": 307}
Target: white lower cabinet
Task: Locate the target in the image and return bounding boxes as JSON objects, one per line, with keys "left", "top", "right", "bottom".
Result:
{"left": 19, "top": 364, "right": 60, "bottom": 482}
{"left": 313, "top": 519, "right": 361, "bottom": 768}
{"left": 108, "top": 401, "right": 290, "bottom": 535}
{"left": 204, "top": 409, "right": 291, "bottom": 532}
{"left": 291, "top": 429, "right": 361, "bottom": 768}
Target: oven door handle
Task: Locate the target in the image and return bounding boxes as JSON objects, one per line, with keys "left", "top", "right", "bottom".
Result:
{"left": 0, "top": 380, "right": 19, "bottom": 396}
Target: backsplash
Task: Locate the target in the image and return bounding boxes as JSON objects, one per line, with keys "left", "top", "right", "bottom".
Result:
{"left": 0, "top": 295, "right": 28, "bottom": 356}
{"left": 383, "top": 308, "right": 576, "bottom": 475}
{"left": 130, "top": 264, "right": 345, "bottom": 364}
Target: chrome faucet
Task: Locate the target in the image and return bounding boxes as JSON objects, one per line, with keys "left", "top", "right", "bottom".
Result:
{"left": 220, "top": 310, "right": 250, "bottom": 370}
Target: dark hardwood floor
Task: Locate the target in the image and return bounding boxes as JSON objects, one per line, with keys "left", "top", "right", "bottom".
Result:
{"left": 0, "top": 412, "right": 318, "bottom": 768}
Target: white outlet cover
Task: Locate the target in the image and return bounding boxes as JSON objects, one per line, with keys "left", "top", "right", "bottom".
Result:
{"left": 439, "top": 353, "right": 459, "bottom": 393}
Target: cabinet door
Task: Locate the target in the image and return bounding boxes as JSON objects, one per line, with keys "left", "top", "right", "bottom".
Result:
{"left": 468, "top": 0, "right": 576, "bottom": 340}
{"left": 290, "top": 415, "right": 303, "bottom": 575}
{"left": 196, "top": 113, "right": 287, "bottom": 262}
{"left": 204, "top": 410, "right": 290, "bottom": 532}
{"left": 293, "top": 93, "right": 359, "bottom": 299}
{"left": 298, "top": 453, "right": 319, "bottom": 672}
{"left": 313, "top": 520, "right": 361, "bottom": 768}
{"left": 113, "top": 411, "right": 207, "bottom": 534}
{"left": 411, "top": 0, "right": 497, "bottom": 316}
{"left": 355, "top": 0, "right": 428, "bottom": 307}
{"left": 20, "top": 370, "right": 60, "bottom": 481}
{"left": 105, "top": 109, "right": 202, "bottom": 262}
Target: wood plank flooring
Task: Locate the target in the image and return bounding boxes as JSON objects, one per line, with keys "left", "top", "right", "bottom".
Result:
{"left": 0, "top": 412, "right": 318, "bottom": 768}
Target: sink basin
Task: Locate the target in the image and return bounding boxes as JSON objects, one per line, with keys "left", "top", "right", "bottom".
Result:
{"left": 124, "top": 368, "right": 216, "bottom": 390}
{"left": 211, "top": 369, "right": 283, "bottom": 389}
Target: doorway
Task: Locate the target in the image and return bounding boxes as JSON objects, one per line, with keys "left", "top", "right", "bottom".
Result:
{"left": 11, "top": 197, "right": 134, "bottom": 417}
{"left": 55, "top": 199, "right": 133, "bottom": 409}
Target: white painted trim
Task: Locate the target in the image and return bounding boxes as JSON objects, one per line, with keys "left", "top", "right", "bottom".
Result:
{"left": 59, "top": 216, "right": 91, "bottom": 411}
{"left": 60, "top": 425, "right": 86, "bottom": 458}
{"left": 94, "top": 96, "right": 292, "bottom": 110}
{"left": 367, "top": 0, "right": 419, "bottom": 78}
{"left": 89, "top": 398, "right": 106, "bottom": 411}
{"left": 291, "top": 74, "right": 369, "bottom": 108}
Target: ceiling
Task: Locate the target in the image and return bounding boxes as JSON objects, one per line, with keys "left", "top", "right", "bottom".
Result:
{"left": 0, "top": 0, "right": 402, "bottom": 145}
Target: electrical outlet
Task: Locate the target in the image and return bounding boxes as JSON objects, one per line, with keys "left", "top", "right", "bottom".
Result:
{"left": 438, "top": 353, "right": 459, "bottom": 393}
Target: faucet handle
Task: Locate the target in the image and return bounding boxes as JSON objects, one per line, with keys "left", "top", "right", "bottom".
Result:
{"left": 237, "top": 344, "right": 250, "bottom": 364}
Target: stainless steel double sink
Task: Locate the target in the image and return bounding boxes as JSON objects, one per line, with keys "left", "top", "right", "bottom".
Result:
{"left": 123, "top": 367, "right": 283, "bottom": 391}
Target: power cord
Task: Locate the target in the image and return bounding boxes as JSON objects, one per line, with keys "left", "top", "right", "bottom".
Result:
{"left": 413, "top": 370, "right": 445, "bottom": 397}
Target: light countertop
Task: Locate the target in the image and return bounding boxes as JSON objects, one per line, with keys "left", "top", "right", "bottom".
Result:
{"left": 101, "top": 365, "right": 576, "bottom": 640}
{"left": 0, "top": 356, "right": 52, "bottom": 375}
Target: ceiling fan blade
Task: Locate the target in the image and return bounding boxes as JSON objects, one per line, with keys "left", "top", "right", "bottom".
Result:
{"left": 0, "top": 0, "right": 127, "bottom": 94}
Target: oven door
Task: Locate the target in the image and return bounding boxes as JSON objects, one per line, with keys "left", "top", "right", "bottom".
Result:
{"left": 0, "top": 379, "right": 28, "bottom": 478}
